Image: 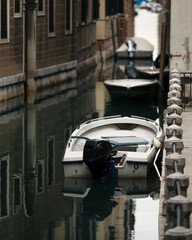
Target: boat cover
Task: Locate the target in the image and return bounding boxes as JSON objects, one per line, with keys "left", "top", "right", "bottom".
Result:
{"left": 135, "top": 0, "right": 149, "bottom": 6}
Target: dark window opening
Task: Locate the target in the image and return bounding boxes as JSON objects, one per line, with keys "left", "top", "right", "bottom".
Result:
{"left": 93, "top": 0, "right": 99, "bottom": 20}
{"left": 37, "top": 163, "right": 43, "bottom": 193}
{"left": 1, "top": 160, "right": 8, "bottom": 217}
{"left": 38, "top": 0, "right": 43, "bottom": 12}
{"left": 13, "top": 177, "right": 21, "bottom": 214}
{"left": 48, "top": 138, "right": 54, "bottom": 185}
{"left": 1, "top": 0, "right": 8, "bottom": 39}
{"left": 14, "top": 178, "right": 20, "bottom": 206}
{"left": 66, "top": 0, "right": 71, "bottom": 31}
{"left": 106, "top": 0, "right": 123, "bottom": 16}
{"left": 15, "top": 0, "right": 21, "bottom": 13}
{"left": 81, "top": 0, "right": 88, "bottom": 22}
{"left": 49, "top": 0, "right": 55, "bottom": 33}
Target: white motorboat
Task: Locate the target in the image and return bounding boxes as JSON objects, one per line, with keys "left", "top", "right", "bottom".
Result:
{"left": 62, "top": 115, "right": 164, "bottom": 178}
{"left": 115, "top": 37, "right": 154, "bottom": 60}
{"left": 104, "top": 79, "right": 160, "bottom": 100}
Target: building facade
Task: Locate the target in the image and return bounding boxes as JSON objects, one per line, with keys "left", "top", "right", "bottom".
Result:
{"left": 0, "top": 0, "right": 134, "bottom": 102}
{"left": 96, "top": 0, "right": 134, "bottom": 61}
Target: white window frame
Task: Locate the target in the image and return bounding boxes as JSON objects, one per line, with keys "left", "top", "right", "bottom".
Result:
{"left": 14, "top": 0, "right": 22, "bottom": 18}
{"left": 65, "top": 0, "right": 72, "bottom": 34}
{"left": 0, "top": 0, "right": 10, "bottom": 43}
{"left": 48, "top": 0, "right": 56, "bottom": 37}
{"left": 37, "top": 0, "right": 45, "bottom": 16}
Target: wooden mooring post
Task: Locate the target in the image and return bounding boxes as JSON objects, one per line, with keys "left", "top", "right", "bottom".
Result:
{"left": 159, "top": 22, "right": 167, "bottom": 87}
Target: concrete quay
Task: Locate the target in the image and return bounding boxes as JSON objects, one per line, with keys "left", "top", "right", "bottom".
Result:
{"left": 159, "top": 106, "right": 192, "bottom": 239}
{"left": 159, "top": 70, "right": 192, "bottom": 239}
{"left": 182, "top": 108, "right": 192, "bottom": 227}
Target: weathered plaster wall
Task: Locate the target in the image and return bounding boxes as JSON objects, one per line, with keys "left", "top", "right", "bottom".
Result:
{"left": 170, "top": 0, "right": 192, "bottom": 71}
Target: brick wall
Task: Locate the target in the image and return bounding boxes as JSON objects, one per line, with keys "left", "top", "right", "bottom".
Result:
{"left": 36, "top": 0, "right": 77, "bottom": 70}
{"left": 0, "top": 2, "right": 23, "bottom": 78}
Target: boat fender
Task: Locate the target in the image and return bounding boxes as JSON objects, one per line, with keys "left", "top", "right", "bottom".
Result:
{"left": 153, "top": 137, "right": 162, "bottom": 149}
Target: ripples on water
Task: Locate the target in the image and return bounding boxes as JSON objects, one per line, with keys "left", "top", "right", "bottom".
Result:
{"left": 0, "top": 59, "right": 164, "bottom": 240}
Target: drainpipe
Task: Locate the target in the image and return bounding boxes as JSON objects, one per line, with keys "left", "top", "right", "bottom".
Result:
{"left": 24, "top": 0, "right": 37, "bottom": 92}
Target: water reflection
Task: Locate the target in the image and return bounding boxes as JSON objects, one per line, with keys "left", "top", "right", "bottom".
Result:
{"left": 0, "top": 59, "right": 163, "bottom": 239}
{"left": 0, "top": 68, "right": 97, "bottom": 240}
{"left": 63, "top": 168, "right": 160, "bottom": 239}
{"left": 105, "top": 100, "right": 160, "bottom": 120}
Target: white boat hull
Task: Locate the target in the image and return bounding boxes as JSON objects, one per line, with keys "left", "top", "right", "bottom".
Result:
{"left": 62, "top": 115, "right": 164, "bottom": 178}
{"left": 115, "top": 37, "right": 154, "bottom": 60}
{"left": 63, "top": 159, "right": 155, "bottom": 178}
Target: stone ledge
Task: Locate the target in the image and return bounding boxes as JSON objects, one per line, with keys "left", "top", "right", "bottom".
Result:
{"left": 0, "top": 74, "right": 25, "bottom": 87}
{"left": 35, "top": 61, "right": 78, "bottom": 78}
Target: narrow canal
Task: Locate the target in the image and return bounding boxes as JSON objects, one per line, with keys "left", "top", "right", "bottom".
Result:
{"left": 0, "top": 58, "right": 165, "bottom": 240}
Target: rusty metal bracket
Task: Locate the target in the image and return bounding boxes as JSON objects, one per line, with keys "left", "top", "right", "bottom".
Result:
{"left": 170, "top": 54, "right": 182, "bottom": 59}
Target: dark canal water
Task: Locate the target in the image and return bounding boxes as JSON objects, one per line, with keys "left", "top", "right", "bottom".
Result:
{"left": 0, "top": 59, "right": 164, "bottom": 240}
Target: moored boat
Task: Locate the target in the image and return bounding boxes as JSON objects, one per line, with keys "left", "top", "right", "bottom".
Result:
{"left": 115, "top": 37, "right": 154, "bottom": 60}
{"left": 62, "top": 115, "right": 164, "bottom": 179}
{"left": 104, "top": 78, "right": 160, "bottom": 100}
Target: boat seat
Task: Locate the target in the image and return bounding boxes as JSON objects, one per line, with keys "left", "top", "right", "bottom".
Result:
{"left": 102, "top": 136, "right": 148, "bottom": 146}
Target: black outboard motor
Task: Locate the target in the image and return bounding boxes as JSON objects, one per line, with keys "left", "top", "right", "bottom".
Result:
{"left": 83, "top": 139, "right": 115, "bottom": 179}
{"left": 125, "top": 38, "right": 136, "bottom": 57}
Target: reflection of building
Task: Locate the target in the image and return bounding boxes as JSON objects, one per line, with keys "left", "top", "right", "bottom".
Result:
{"left": 62, "top": 175, "right": 160, "bottom": 240}
{"left": 0, "top": 70, "right": 96, "bottom": 239}
{"left": 96, "top": 198, "right": 135, "bottom": 240}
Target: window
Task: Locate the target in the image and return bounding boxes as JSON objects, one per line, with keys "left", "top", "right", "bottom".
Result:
{"left": 38, "top": 0, "right": 45, "bottom": 16}
{"left": 48, "top": 0, "right": 55, "bottom": 36}
{"left": 93, "top": 0, "right": 99, "bottom": 20}
{"left": 81, "top": 0, "right": 88, "bottom": 22}
{"left": 47, "top": 137, "right": 55, "bottom": 186}
{"left": 0, "top": 156, "right": 9, "bottom": 219}
{"left": 13, "top": 175, "right": 22, "bottom": 214}
{"left": 65, "top": 0, "right": 72, "bottom": 33}
{"left": 0, "top": 0, "right": 9, "bottom": 42}
{"left": 14, "top": 0, "right": 22, "bottom": 17}
{"left": 106, "top": 0, "right": 121, "bottom": 16}
{"left": 36, "top": 160, "right": 45, "bottom": 193}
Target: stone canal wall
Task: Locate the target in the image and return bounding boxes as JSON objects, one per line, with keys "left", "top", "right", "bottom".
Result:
{"left": 159, "top": 69, "right": 192, "bottom": 239}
